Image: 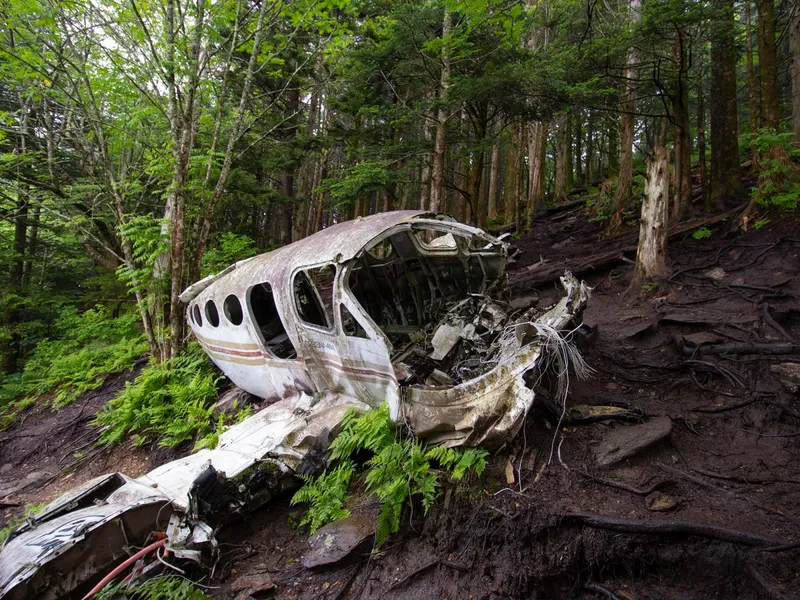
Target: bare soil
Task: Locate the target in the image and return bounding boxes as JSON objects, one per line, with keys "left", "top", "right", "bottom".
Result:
{"left": 2, "top": 203, "right": 800, "bottom": 599}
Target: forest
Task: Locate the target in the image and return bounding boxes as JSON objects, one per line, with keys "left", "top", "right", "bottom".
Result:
{"left": 1, "top": 0, "right": 799, "bottom": 598}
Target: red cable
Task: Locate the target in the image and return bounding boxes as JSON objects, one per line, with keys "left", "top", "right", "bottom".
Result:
{"left": 81, "top": 538, "right": 166, "bottom": 600}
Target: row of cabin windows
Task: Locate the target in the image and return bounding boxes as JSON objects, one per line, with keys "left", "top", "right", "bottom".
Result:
{"left": 189, "top": 265, "right": 368, "bottom": 359}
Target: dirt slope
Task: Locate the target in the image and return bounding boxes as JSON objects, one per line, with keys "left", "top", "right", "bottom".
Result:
{"left": 2, "top": 205, "right": 799, "bottom": 600}
{"left": 212, "top": 208, "right": 800, "bottom": 600}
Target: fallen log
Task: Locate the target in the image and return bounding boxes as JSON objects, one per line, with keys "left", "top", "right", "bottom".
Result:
{"left": 563, "top": 512, "right": 791, "bottom": 547}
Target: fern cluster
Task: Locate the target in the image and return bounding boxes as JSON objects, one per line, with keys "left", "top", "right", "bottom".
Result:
{"left": 94, "top": 575, "right": 212, "bottom": 600}
{"left": 291, "top": 406, "right": 488, "bottom": 547}
{"left": 94, "top": 342, "right": 221, "bottom": 448}
{"left": 0, "top": 307, "right": 148, "bottom": 429}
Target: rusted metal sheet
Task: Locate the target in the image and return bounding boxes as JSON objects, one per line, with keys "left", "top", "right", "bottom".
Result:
{"left": 0, "top": 212, "right": 590, "bottom": 599}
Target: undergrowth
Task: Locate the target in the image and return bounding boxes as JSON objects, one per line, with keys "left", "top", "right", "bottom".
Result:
{"left": 0, "top": 502, "right": 46, "bottom": 544}
{"left": 0, "top": 307, "right": 147, "bottom": 430}
{"left": 93, "top": 342, "right": 223, "bottom": 449}
{"left": 94, "top": 575, "right": 212, "bottom": 599}
{"left": 291, "top": 406, "right": 488, "bottom": 547}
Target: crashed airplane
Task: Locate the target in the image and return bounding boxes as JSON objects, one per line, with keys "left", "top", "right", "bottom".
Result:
{"left": 0, "top": 211, "right": 590, "bottom": 599}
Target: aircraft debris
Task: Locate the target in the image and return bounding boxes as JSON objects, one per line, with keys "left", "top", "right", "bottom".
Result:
{"left": 0, "top": 212, "right": 590, "bottom": 598}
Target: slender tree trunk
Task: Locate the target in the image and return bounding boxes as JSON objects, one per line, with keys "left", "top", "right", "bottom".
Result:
{"left": 190, "top": 0, "right": 272, "bottom": 275}
{"left": 615, "top": 0, "right": 642, "bottom": 215}
{"left": 710, "top": 0, "right": 742, "bottom": 207}
{"left": 22, "top": 204, "right": 40, "bottom": 286}
{"left": 554, "top": 113, "right": 572, "bottom": 201}
{"left": 744, "top": 1, "right": 759, "bottom": 136}
{"left": 574, "top": 110, "right": 583, "bottom": 185}
{"left": 757, "top": 0, "right": 779, "bottom": 130}
{"left": 515, "top": 122, "right": 525, "bottom": 231}
{"left": 696, "top": 47, "right": 710, "bottom": 208}
{"left": 630, "top": 146, "right": 671, "bottom": 290}
{"left": 487, "top": 135, "right": 501, "bottom": 221}
{"left": 420, "top": 109, "right": 433, "bottom": 210}
{"left": 585, "top": 112, "right": 595, "bottom": 184}
{"left": 791, "top": 1, "right": 800, "bottom": 141}
{"left": 526, "top": 120, "right": 548, "bottom": 229}
{"left": 470, "top": 150, "right": 485, "bottom": 227}
{"left": 429, "top": 7, "right": 451, "bottom": 213}
{"left": 671, "top": 29, "right": 691, "bottom": 222}
{"left": 503, "top": 124, "right": 519, "bottom": 225}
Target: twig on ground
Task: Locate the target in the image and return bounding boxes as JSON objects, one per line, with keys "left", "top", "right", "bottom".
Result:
{"left": 691, "top": 467, "right": 800, "bottom": 486}
{"left": 655, "top": 462, "right": 799, "bottom": 525}
{"left": 742, "top": 429, "right": 800, "bottom": 438}
{"left": 690, "top": 397, "right": 757, "bottom": 413}
{"left": 575, "top": 469, "right": 674, "bottom": 495}
{"left": 584, "top": 582, "right": 624, "bottom": 600}
{"left": 386, "top": 560, "right": 469, "bottom": 593}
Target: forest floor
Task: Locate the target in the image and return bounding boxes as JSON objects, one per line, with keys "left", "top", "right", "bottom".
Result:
{"left": 2, "top": 198, "right": 800, "bottom": 599}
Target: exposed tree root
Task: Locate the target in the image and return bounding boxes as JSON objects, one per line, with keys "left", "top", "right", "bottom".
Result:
{"left": 563, "top": 512, "right": 792, "bottom": 547}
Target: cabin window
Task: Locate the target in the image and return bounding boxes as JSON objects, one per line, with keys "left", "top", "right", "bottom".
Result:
{"left": 205, "top": 300, "right": 220, "bottom": 327}
{"left": 294, "top": 265, "right": 336, "bottom": 330}
{"left": 192, "top": 304, "right": 203, "bottom": 327}
{"left": 414, "top": 229, "right": 458, "bottom": 250}
{"left": 248, "top": 283, "right": 296, "bottom": 359}
{"left": 224, "top": 294, "right": 243, "bottom": 326}
{"left": 340, "top": 304, "right": 369, "bottom": 339}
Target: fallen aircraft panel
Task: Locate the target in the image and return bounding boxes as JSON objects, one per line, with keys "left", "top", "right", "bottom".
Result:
{"left": 0, "top": 212, "right": 590, "bottom": 599}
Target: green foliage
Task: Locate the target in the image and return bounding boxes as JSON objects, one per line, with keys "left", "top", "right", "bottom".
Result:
{"left": 748, "top": 130, "right": 800, "bottom": 210}
{"left": 753, "top": 218, "right": 771, "bottom": 230}
{"left": 0, "top": 503, "right": 46, "bottom": 544}
{"left": 641, "top": 281, "right": 659, "bottom": 293}
{"left": 291, "top": 462, "right": 356, "bottom": 533}
{"left": 200, "top": 233, "right": 258, "bottom": 278}
{"left": 291, "top": 406, "right": 488, "bottom": 547}
{"left": 94, "top": 575, "right": 212, "bottom": 600}
{"left": 0, "top": 307, "right": 147, "bottom": 427}
{"left": 94, "top": 343, "right": 221, "bottom": 448}
{"left": 692, "top": 227, "right": 712, "bottom": 240}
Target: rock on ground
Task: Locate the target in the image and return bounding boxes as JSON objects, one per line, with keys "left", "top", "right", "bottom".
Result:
{"left": 301, "top": 512, "right": 378, "bottom": 569}
{"left": 594, "top": 416, "right": 672, "bottom": 467}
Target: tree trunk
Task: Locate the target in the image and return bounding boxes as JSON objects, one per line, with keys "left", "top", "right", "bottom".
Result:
{"left": 515, "top": 122, "right": 525, "bottom": 231}
{"left": 744, "top": 0, "right": 759, "bottom": 135}
{"left": 630, "top": 146, "right": 671, "bottom": 289}
{"left": 503, "top": 125, "right": 519, "bottom": 225}
{"left": 791, "top": 1, "right": 800, "bottom": 141}
{"left": 585, "top": 112, "right": 595, "bottom": 185}
{"left": 696, "top": 47, "right": 710, "bottom": 208}
{"left": 429, "top": 7, "right": 452, "bottom": 213}
{"left": 487, "top": 136, "right": 501, "bottom": 221}
{"left": 710, "top": 0, "right": 742, "bottom": 207}
{"left": 671, "top": 29, "right": 691, "bottom": 222}
{"left": 554, "top": 114, "right": 572, "bottom": 201}
{"left": 420, "top": 109, "right": 433, "bottom": 210}
{"left": 574, "top": 110, "right": 583, "bottom": 185}
{"left": 757, "top": 0, "right": 779, "bottom": 130}
{"left": 526, "top": 120, "right": 548, "bottom": 229}
{"left": 615, "top": 0, "right": 642, "bottom": 214}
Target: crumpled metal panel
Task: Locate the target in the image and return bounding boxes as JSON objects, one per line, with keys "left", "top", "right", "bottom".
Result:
{"left": 402, "top": 273, "right": 590, "bottom": 448}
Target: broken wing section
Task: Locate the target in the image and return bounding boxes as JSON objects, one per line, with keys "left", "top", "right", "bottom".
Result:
{"left": 0, "top": 391, "right": 371, "bottom": 599}
{"left": 401, "top": 273, "right": 590, "bottom": 448}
